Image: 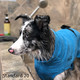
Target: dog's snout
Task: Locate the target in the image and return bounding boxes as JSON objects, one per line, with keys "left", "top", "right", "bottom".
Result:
{"left": 8, "top": 48, "right": 14, "bottom": 54}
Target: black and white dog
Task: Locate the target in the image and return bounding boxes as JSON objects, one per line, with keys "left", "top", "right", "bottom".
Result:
{"left": 8, "top": 15, "right": 80, "bottom": 80}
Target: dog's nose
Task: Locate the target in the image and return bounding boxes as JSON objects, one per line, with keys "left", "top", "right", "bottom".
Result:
{"left": 8, "top": 48, "right": 14, "bottom": 54}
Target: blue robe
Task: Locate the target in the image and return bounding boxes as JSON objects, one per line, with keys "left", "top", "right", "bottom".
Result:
{"left": 35, "top": 28, "right": 80, "bottom": 80}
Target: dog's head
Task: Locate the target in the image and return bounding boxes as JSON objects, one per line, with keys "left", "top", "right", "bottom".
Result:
{"left": 8, "top": 15, "right": 50, "bottom": 59}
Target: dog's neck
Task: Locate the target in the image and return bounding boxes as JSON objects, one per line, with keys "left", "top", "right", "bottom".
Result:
{"left": 36, "top": 29, "right": 55, "bottom": 61}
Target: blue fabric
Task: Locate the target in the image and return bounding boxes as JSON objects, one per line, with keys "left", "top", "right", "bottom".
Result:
{"left": 34, "top": 28, "right": 80, "bottom": 80}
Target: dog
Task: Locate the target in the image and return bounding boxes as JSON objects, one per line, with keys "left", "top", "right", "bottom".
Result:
{"left": 8, "top": 15, "right": 80, "bottom": 80}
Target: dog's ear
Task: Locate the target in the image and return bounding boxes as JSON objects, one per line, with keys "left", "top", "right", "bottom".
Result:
{"left": 15, "top": 15, "right": 31, "bottom": 24}
{"left": 34, "top": 15, "right": 50, "bottom": 30}
{"left": 34, "top": 15, "right": 43, "bottom": 30}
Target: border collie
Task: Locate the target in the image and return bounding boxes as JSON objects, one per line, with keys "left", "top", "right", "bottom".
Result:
{"left": 8, "top": 15, "right": 80, "bottom": 80}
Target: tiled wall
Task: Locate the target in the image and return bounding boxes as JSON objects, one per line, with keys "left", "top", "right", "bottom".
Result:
{"left": 0, "top": 0, "right": 39, "bottom": 36}
{"left": 0, "top": 0, "right": 80, "bottom": 36}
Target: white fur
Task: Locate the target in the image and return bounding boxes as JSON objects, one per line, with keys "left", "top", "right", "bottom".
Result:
{"left": 54, "top": 72, "right": 65, "bottom": 80}
{"left": 10, "top": 34, "right": 25, "bottom": 55}
{"left": 22, "top": 21, "right": 31, "bottom": 31}
{"left": 32, "top": 40, "right": 36, "bottom": 44}
{"left": 25, "top": 25, "right": 32, "bottom": 32}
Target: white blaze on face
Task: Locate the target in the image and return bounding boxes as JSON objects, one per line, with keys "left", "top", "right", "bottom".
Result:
{"left": 10, "top": 34, "right": 25, "bottom": 54}
{"left": 10, "top": 20, "right": 33, "bottom": 55}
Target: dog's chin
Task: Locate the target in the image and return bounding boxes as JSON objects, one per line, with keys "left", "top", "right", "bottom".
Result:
{"left": 13, "top": 51, "right": 26, "bottom": 55}
{"left": 13, "top": 49, "right": 42, "bottom": 60}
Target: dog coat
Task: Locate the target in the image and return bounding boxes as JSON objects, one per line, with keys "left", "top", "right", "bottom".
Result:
{"left": 34, "top": 28, "right": 80, "bottom": 80}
